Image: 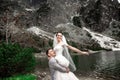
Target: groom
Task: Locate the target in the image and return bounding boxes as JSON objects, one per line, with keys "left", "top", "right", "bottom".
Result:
{"left": 46, "top": 48, "right": 70, "bottom": 80}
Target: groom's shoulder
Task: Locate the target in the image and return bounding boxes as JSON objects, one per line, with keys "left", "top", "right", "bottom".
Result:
{"left": 49, "top": 57, "right": 55, "bottom": 63}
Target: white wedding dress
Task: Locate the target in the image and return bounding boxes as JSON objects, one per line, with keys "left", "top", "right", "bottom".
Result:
{"left": 54, "top": 42, "right": 79, "bottom": 80}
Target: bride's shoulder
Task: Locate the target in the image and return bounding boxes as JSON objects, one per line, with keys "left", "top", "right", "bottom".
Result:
{"left": 60, "top": 42, "right": 68, "bottom": 47}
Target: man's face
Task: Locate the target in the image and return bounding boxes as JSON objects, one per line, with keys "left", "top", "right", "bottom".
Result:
{"left": 48, "top": 49, "right": 56, "bottom": 57}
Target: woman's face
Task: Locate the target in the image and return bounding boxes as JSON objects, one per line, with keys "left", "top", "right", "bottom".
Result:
{"left": 56, "top": 33, "right": 62, "bottom": 42}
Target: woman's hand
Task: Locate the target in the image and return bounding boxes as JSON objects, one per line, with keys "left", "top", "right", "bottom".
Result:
{"left": 81, "top": 51, "right": 89, "bottom": 55}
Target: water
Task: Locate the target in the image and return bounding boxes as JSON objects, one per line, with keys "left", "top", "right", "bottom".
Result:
{"left": 73, "top": 51, "right": 120, "bottom": 79}
{"left": 95, "top": 51, "right": 120, "bottom": 79}
{"left": 35, "top": 51, "right": 120, "bottom": 79}
{"left": 72, "top": 53, "right": 98, "bottom": 73}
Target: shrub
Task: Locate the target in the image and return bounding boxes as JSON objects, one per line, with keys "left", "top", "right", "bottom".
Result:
{"left": 0, "top": 42, "right": 36, "bottom": 78}
{"left": 3, "top": 74, "right": 36, "bottom": 80}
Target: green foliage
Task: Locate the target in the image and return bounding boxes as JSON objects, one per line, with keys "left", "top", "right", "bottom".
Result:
{"left": 48, "top": 39, "right": 53, "bottom": 47}
{"left": 0, "top": 42, "right": 36, "bottom": 78}
{"left": 3, "top": 74, "right": 36, "bottom": 80}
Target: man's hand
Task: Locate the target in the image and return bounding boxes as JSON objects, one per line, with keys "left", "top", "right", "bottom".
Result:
{"left": 65, "top": 67, "right": 70, "bottom": 73}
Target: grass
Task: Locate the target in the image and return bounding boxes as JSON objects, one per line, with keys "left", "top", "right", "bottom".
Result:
{"left": 2, "top": 74, "right": 36, "bottom": 80}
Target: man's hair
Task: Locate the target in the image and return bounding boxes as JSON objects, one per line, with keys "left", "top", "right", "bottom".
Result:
{"left": 46, "top": 48, "right": 52, "bottom": 57}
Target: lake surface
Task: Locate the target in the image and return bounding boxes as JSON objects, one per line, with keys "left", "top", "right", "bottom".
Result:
{"left": 35, "top": 51, "right": 120, "bottom": 79}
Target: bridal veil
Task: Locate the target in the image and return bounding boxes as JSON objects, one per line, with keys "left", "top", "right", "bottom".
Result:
{"left": 53, "top": 33, "right": 76, "bottom": 72}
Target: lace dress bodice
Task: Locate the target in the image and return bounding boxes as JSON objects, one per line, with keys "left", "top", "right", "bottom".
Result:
{"left": 54, "top": 43, "right": 64, "bottom": 56}
{"left": 54, "top": 43, "right": 69, "bottom": 67}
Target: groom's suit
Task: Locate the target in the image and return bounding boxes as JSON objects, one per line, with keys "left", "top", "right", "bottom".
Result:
{"left": 49, "top": 57, "right": 67, "bottom": 80}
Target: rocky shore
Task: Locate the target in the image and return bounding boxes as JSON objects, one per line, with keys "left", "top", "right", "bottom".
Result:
{"left": 33, "top": 70, "right": 105, "bottom": 80}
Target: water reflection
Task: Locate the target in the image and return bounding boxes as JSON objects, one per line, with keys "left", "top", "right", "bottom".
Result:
{"left": 35, "top": 51, "right": 120, "bottom": 79}
{"left": 72, "top": 54, "right": 97, "bottom": 72}
{"left": 72, "top": 51, "right": 120, "bottom": 79}
{"left": 96, "top": 51, "right": 117, "bottom": 71}
{"left": 95, "top": 51, "right": 120, "bottom": 79}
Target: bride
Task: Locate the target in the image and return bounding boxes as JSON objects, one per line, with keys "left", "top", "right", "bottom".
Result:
{"left": 53, "top": 32, "right": 89, "bottom": 80}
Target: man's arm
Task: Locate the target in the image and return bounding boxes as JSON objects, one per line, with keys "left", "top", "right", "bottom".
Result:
{"left": 49, "top": 58, "right": 68, "bottom": 73}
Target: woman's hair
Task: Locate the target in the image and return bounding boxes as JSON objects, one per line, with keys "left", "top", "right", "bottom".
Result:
{"left": 55, "top": 32, "right": 63, "bottom": 36}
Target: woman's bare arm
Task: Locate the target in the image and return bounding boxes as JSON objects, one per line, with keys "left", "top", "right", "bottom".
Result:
{"left": 66, "top": 44, "right": 89, "bottom": 55}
